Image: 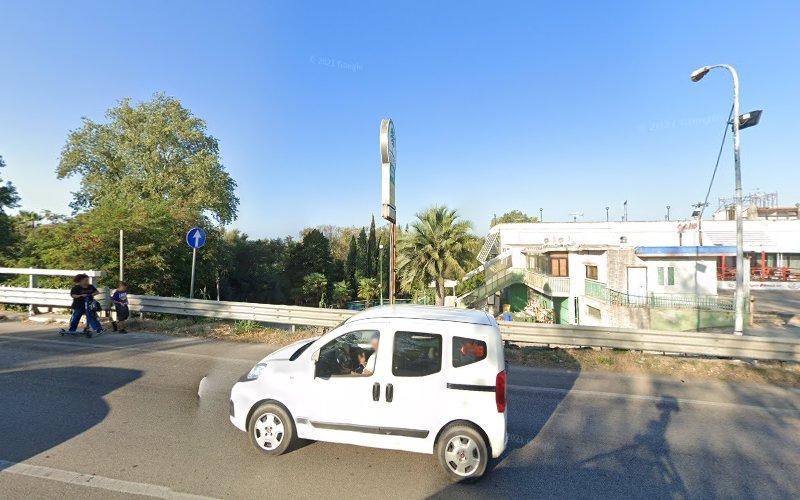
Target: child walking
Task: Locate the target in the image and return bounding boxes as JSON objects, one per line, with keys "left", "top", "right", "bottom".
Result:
{"left": 111, "top": 281, "right": 130, "bottom": 333}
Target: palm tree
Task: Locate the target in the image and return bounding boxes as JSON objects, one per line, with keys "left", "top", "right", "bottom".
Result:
{"left": 397, "top": 206, "right": 474, "bottom": 306}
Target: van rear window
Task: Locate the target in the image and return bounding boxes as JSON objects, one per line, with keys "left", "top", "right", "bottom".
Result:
{"left": 452, "top": 337, "right": 487, "bottom": 367}
{"left": 392, "top": 332, "right": 442, "bottom": 377}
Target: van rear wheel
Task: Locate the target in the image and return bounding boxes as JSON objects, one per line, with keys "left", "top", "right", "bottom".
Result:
{"left": 436, "top": 424, "right": 488, "bottom": 482}
{"left": 248, "top": 403, "right": 295, "bottom": 456}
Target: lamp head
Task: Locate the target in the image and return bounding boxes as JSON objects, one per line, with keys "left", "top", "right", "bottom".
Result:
{"left": 691, "top": 66, "right": 710, "bottom": 82}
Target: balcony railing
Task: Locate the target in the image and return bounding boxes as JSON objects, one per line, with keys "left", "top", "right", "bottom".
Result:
{"left": 523, "top": 269, "right": 570, "bottom": 296}
{"left": 584, "top": 278, "right": 608, "bottom": 301}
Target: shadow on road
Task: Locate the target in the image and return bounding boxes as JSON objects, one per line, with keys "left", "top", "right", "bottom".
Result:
{"left": 0, "top": 366, "right": 142, "bottom": 465}
{"left": 431, "top": 393, "right": 687, "bottom": 499}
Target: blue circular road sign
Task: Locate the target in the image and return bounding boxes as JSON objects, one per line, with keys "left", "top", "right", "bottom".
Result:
{"left": 186, "top": 227, "right": 206, "bottom": 249}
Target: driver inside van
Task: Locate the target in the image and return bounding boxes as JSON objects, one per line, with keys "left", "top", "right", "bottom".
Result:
{"left": 361, "top": 333, "right": 379, "bottom": 376}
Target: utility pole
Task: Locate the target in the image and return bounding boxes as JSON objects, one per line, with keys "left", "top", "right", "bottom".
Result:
{"left": 692, "top": 202, "right": 709, "bottom": 246}
{"left": 119, "top": 229, "right": 124, "bottom": 282}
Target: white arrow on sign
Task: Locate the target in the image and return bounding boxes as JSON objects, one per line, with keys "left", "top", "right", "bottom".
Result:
{"left": 192, "top": 230, "right": 202, "bottom": 248}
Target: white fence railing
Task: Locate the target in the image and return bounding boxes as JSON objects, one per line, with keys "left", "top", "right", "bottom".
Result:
{"left": 1, "top": 285, "right": 799, "bottom": 362}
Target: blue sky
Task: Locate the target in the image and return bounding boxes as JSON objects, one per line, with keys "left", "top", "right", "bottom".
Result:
{"left": 1, "top": 1, "right": 798, "bottom": 238}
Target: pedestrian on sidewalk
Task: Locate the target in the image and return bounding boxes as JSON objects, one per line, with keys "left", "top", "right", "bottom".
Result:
{"left": 111, "top": 281, "right": 130, "bottom": 333}
{"left": 61, "top": 273, "right": 105, "bottom": 337}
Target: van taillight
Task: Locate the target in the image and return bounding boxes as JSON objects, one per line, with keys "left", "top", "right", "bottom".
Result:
{"left": 495, "top": 370, "right": 507, "bottom": 413}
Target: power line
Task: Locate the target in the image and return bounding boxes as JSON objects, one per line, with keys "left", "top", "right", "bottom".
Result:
{"left": 700, "top": 104, "right": 735, "bottom": 218}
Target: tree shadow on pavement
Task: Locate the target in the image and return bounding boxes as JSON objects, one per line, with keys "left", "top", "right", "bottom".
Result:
{"left": 0, "top": 366, "right": 142, "bottom": 465}
{"left": 431, "top": 394, "right": 687, "bottom": 499}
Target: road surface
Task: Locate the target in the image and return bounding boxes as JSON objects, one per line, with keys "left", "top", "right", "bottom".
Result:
{"left": 1, "top": 321, "right": 799, "bottom": 499}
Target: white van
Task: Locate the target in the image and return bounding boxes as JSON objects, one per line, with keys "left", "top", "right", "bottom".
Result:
{"left": 229, "top": 305, "right": 507, "bottom": 481}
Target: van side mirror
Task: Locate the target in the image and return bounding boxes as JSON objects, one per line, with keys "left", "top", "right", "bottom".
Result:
{"left": 311, "top": 349, "right": 320, "bottom": 363}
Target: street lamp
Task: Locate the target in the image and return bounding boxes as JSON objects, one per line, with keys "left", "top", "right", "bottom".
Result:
{"left": 605, "top": 206, "right": 609, "bottom": 222}
{"left": 379, "top": 244, "right": 384, "bottom": 306}
{"left": 691, "top": 64, "right": 756, "bottom": 335}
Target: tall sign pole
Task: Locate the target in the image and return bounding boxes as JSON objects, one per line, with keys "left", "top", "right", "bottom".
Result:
{"left": 186, "top": 227, "right": 207, "bottom": 299}
{"left": 380, "top": 119, "right": 397, "bottom": 304}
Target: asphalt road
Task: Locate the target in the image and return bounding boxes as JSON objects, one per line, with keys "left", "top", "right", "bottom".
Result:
{"left": 1, "top": 322, "right": 799, "bottom": 499}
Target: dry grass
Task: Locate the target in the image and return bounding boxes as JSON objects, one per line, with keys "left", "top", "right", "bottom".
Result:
{"left": 126, "top": 317, "right": 320, "bottom": 345}
{"left": 505, "top": 345, "right": 800, "bottom": 389}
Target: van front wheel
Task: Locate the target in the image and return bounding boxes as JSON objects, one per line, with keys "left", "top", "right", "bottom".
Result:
{"left": 248, "top": 403, "right": 295, "bottom": 456}
{"left": 436, "top": 424, "right": 488, "bottom": 482}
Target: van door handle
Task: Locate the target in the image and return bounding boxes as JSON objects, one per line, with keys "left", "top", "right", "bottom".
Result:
{"left": 372, "top": 382, "right": 380, "bottom": 401}
{"left": 386, "top": 383, "right": 394, "bottom": 403}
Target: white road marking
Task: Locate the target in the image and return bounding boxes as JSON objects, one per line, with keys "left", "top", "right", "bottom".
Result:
{"left": 509, "top": 384, "right": 800, "bottom": 415}
{"left": 0, "top": 459, "right": 218, "bottom": 499}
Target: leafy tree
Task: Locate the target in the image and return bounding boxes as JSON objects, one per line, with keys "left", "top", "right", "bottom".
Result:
{"left": 57, "top": 93, "right": 238, "bottom": 224}
{"left": 331, "top": 280, "right": 351, "bottom": 308}
{"left": 491, "top": 210, "right": 539, "bottom": 226}
{"left": 218, "top": 231, "right": 288, "bottom": 303}
{"left": 301, "top": 272, "right": 328, "bottom": 306}
{"left": 0, "top": 155, "right": 21, "bottom": 260}
{"left": 357, "top": 277, "right": 380, "bottom": 303}
{"left": 0, "top": 155, "right": 20, "bottom": 214}
{"left": 285, "top": 229, "right": 333, "bottom": 303}
{"left": 344, "top": 235, "right": 358, "bottom": 298}
{"left": 356, "top": 227, "right": 368, "bottom": 278}
{"left": 397, "top": 206, "right": 474, "bottom": 306}
{"left": 366, "top": 216, "right": 377, "bottom": 277}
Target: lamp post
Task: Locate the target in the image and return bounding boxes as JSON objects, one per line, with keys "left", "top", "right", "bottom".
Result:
{"left": 539, "top": 207, "right": 543, "bottom": 222}
{"left": 605, "top": 206, "right": 609, "bottom": 222}
{"left": 379, "top": 243, "right": 384, "bottom": 306}
{"left": 691, "top": 64, "right": 748, "bottom": 335}
{"left": 666, "top": 205, "right": 671, "bottom": 221}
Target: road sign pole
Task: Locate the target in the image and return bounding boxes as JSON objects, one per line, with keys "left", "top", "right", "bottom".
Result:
{"left": 190, "top": 247, "right": 197, "bottom": 299}
{"left": 389, "top": 222, "right": 396, "bottom": 304}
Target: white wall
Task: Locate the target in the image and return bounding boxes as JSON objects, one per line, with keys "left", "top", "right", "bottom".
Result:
{"left": 494, "top": 219, "right": 800, "bottom": 254}
{"left": 642, "top": 258, "right": 717, "bottom": 295}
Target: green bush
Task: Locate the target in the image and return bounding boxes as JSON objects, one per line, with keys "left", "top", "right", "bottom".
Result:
{"left": 233, "top": 320, "right": 260, "bottom": 335}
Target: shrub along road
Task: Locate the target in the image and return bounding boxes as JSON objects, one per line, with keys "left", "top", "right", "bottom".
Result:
{"left": 1, "top": 321, "right": 799, "bottom": 499}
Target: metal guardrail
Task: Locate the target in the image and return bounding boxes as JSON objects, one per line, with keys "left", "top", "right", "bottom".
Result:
{"left": 500, "top": 321, "right": 800, "bottom": 362}
{"left": 0, "top": 287, "right": 111, "bottom": 309}
{"left": 345, "top": 298, "right": 418, "bottom": 311}
{"left": 127, "top": 295, "right": 356, "bottom": 327}
{"left": 2, "top": 285, "right": 798, "bottom": 362}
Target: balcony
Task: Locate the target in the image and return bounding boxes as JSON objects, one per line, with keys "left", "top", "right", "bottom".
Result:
{"left": 523, "top": 269, "right": 570, "bottom": 297}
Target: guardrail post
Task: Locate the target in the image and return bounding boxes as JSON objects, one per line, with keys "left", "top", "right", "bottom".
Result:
{"left": 28, "top": 273, "right": 38, "bottom": 316}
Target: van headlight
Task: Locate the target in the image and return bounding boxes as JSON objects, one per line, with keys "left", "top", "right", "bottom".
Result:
{"left": 245, "top": 362, "right": 268, "bottom": 381}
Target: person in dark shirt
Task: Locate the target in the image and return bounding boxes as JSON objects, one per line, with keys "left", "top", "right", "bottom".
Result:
{"left": 111, "top": 281, "right": 130, "bottom": 333}
{"left": 63, "top": 273, "right": 104, "bottom": 337}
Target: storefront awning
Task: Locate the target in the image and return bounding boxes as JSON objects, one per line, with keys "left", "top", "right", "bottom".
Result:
{"left": 635, "top": 246, "right": 737, "bottom": 257}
